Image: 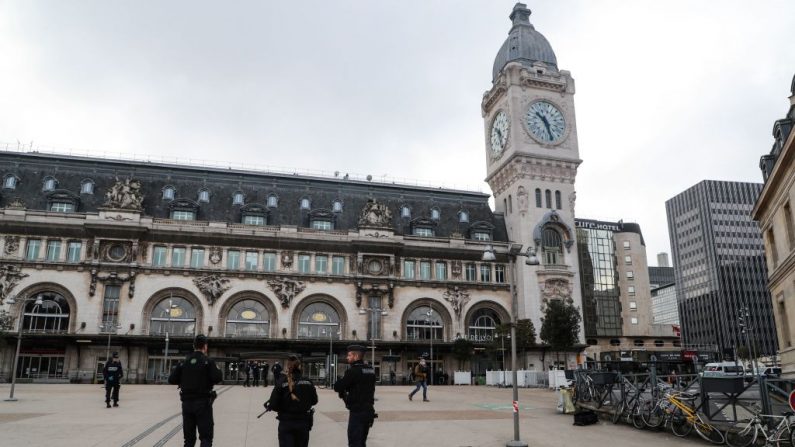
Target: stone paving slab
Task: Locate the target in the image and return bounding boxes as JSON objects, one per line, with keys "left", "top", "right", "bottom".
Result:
{"left": 0, "top": 383, "right": 704, "bottom": 446}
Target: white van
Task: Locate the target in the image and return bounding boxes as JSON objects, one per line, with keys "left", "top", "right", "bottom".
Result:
{"left": 701, "top": 362, "right": 745, "bottom": 378}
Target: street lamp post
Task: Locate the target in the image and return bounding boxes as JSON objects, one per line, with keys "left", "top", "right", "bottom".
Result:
{"left": 359, "top": 306, "right": 388, "bottom": 375}
{"left": 324, "top": 326, "right": 340, "bottom": 388}
{"left": 4, "top": 294, "right": 44, "bottom": 402}
{"left": 738, "top": 306, "right": 759, "bottom": 376}
{"left": 483, "top": 244, "right": 539, "bottom": 447}
{"left": 161, "top": 298, "right": 178, "bottom": 383}
{"left": 99, "top": 322, "right": 122, "bottom": 367}
{"left": 426, "top": 303, "right": 435, "bottom": 386}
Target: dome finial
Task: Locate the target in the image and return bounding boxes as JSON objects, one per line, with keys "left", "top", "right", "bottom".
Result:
{"left": 510, "top": 3, "right": 532, "bottom": 27}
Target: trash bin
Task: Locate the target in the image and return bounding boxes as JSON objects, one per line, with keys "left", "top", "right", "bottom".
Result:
{"left": 561, "top": 388, "right": 576, "bottom": 414}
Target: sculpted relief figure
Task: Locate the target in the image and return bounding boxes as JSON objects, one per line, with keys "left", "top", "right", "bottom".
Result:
{"left": 443, "top": 286, "right": 470, "bottom": 320}
{"left": 358, "top": 199, "right": 392, "bottom": 228}
{"left": 0, "top": 264, "right": 29, "bottom": 305}
{"left": 104, "top": 177, "right": 144, "bottom": 210}
{"left": 193, "top": 274, "right": 231, "bottom": 306}
{"left": 267, "top": 277, "right": 306, "bottom": 309}
{"left": 568, "top": 191, "right": 577, "bottom": 214}
{"left": 542, "top": 279, "right": 572, "bottom": 303}
{"left": 4, "top": 236, "right": 20, "bottom": 255}
{"left": 517, "top": 186, "right": 529, "bottom": 213}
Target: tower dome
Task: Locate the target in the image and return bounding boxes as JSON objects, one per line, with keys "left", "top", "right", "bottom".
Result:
{"left": 492, "top": 3, "right": 558, "bottom": 81}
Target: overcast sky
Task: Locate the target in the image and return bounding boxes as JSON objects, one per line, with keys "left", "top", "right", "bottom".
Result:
{"left": 1, "top": 0, "right": 794, "bottom": 266}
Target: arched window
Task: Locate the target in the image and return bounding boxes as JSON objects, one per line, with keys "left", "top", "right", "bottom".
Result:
{"left": 401, "top": 206, "right": 411, "bottom": 219}
{"left": 555, "top": 191, "right": 561, "bottom": 210}
{"left": 467, "top": 308, "right": 501, "bottom": 343}
{"left": 80, "top": 180, "right": 95, "bottom": 195}
{"left": 22, "top": 292, "right": 70, "bottom": 333}
{"left": 226, "top": 299, "right": 270, "bottom": 337}
{"left": 406, "top": 305, "right": 443, "bottom": 341}
{"left": 542, "top": 227, "right": 562, "bottom": 265}
{"left": 149, "top": 296, "right": 196, "bottom": 336}
{"left": 535, "top": 188, "right": 542, "bottom": 208}
{"left": 232, "top": 191, "right": 244, "bottom": 205}
{"left": 459, "top": 210, "right": 469, "bottom": 223}
{"left": 300, "top": 198, "right": 311, "bottom": 210}
{"left": 545, "top": 189, "right": 552, "bottom": 208}
{"left": 267, "top": 194, "right": 278, "bottom": 208}
{"left": 42, "top": 176, "right": 57, "bottom": 192}
{"left": 431, "top": 208, "right": 440, "bottom": 221}
{"left": 332, "top": 200, "right": 343, "bottom": 213}
{"left": 297, "top": 302, "right": 340, "bottom": 339}
{"left": 3, "top": 174, "right": 18, "bottom": 190}
{"left": 198, "top": 189, "right": 210, "bottom": 203}
{"left": 163, "top": 186, "right": 176, "bottom": 201}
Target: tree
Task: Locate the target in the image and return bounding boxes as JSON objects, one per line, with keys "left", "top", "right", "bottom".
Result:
{"left": 540, "top": 300, "right": 582, "bottom": 367}
{"left": 452, "top": 338, "right": 474, "bottom": 370}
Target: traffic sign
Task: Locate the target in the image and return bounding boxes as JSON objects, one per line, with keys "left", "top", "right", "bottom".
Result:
{"left": 789, "top": 390, "right": 795, "bottom": 412}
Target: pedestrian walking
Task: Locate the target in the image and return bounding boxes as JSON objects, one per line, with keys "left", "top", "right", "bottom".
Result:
{"left": 168, "top": 334, "right": 223, "bottom": 447}
{"left": 253, "top": 362, "right": 261, "bottom": 387}
{"left": 103, "top": 351, "right": 124, "bottom": 408}
{"left": 268, "top": 355, "right": 318, "bottom": 447}
{"left": 334, "top": 345, "right": 376, "bottom": 447}
{"left": 408, "top": 358, "right": 430, "bottom": 402}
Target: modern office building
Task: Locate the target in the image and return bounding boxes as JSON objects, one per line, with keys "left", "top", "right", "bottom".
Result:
{"left": 657, "top": 252, "right": 670, "bottom": 268}
{"left": 0, "top": 3, "right": 590, "bottom": 383}
{"left": 667, "top": 180, "right": 778, "bottom": 358}
{"left": 575, "top": 218, "right": 679, "bottom": 361}
{"left": 649, "top": 266, "right": 675, "bottom": 288}
{"left": 752, "top": 74, "right": 795, "bottom": 376}
{"left": 651, "top": 283, "right": 679, "bottom": 325}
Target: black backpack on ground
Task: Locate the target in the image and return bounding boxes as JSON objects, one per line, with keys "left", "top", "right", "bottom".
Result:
{"left": 572, "top": 409, "right": 599, "bottom": 426}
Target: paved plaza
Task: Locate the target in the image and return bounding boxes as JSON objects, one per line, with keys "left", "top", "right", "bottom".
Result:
{"left": 0, "top": 383, "right": 704, "bottom": 447}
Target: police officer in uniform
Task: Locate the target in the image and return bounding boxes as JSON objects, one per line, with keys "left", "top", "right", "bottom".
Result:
{"left": 168, "top": 334, "right": 222, "bottom": 447}
{"left": 334, "top": 345, "right": 376, "bottom": 447}
{"left": 103, "top": 351, "right": 123, "bottom": 408}
{"left": 268, "top": 355, "right": 318, "bottom": 447}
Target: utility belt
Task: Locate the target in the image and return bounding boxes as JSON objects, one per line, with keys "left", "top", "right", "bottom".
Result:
{"left": 277, "top": 409, "right": 313, "bottom": 421}
{"left": 180, "top": 390, "right": 216, "bottom": 402}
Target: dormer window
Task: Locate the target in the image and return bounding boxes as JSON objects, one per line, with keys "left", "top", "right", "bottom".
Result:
{"left": 300, "top": 198, "right": 311, "bottom": 210}
{"left": 267, "top": 194, "right": 278, "bottom": 208}
{"left": 311, "top": 220, "right": 333, "bottom": 230}
{"left": 332, "top": 200, "right": 343, "bottom": 213}
{"left": 163, "top": 186, "right": 175, "bottom": 201}
{"left": 80, "top": 180, "right": 94, "bottom": 195}
{"left": 473, "top": 231, "right": 491, "bottom": 241}
{"left": 413, "top": 227, "right": 434, "bottom": 237}
{"left": 171, "top": 210, "right": 195, "bottom": 221}
{"left": 431, "top": 208, "right": 440, "bottom": 221}
{"left": 3, "top": 175, "right": 18, "bottom": 190}
{"left": 241, "top": 203, "right": 268, "bottom": 226}
{"left": 46, "top": 190, "right": 80, "bottom": 213}
{"left": 169, "top": 198, "right": 199, "bottom": 221}
{"left": 243, "top": 215, "right": 265, "bottom": 226}
{"left": 401, "top": 206, "right": 411, "bottom": 219}
{"left": 198, "top": 189, "right": 210, "bottom": 203}
{"left": 42, "top": 176, "right": 57, "bottom": 192}
{"left": 459, "top": 210, "right": 469, "bottom": 223}
{"left": 232, "top": 191, "right": 244, "bottom": 205}
{"left": 468, "top": 221, "right": 495, "bottom": 242}
{"left": 309, "top": 208, "right": 334, "bottom": 230}
{"left": 50, "top": 202, "right": 75, "bottom": 213}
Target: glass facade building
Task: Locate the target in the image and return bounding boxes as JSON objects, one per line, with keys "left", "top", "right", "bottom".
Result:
{"left": 666, "top": 180, "right": 778, "bottom": 356}
{"left": 576, "top": 222, "right": 622, "bottom": 337}
{"left": 651, "top": 283, "right": 679, "bottom": 325}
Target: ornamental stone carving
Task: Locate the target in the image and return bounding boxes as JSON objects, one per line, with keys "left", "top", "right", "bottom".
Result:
{"left": 193, "top": 274, "right": 230, "bottom": 306}
{"left": 103, "top": 177, "right": 144, "bottom": 210}
{"left": 7, "top": 197, "right": 25, "bottom": 209}
{"left": 0, "top": 264, "right": 28, "bottom": 305}
{"left": 89, "top": 269, "right": 136, "bottom": 298}
{"left": 451, "top": 260, "right": 462, "bottom": 279}
{"left": 281, "top": 251, "right": 293, "bottom": 269}
{"left": 209, "top": 247, "right": 223, "bottom": 265}
{"left": 541, "top": 279, "right": 572, "bottom": 304}
{"left": 443, "top": 285, "right": 470, "bottom": 320}
{"left": 517, "top": 186, "right": 529, "bottom": 214}
{"left": 267, "top": 277, "right": 305, "bottom": 309}
{"left": 358, "top": 199, "right": 392, "bottom": 228}
{"left": 4, "top": 236, "right": 19, "bottom": 255}
{"left": 568, "top": 191, "right": 577, "bottom": 214}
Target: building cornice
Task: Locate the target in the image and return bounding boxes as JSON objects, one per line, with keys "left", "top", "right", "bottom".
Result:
{"left": 753, "top": 120, "right": 795, "bottom": 221}
{"left": 486, "top": 154, "right": 581, "bottom": 196}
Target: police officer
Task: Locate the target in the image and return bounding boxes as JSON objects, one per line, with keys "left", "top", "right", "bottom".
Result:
{"left": 334, "top": 345, "right": 376, "bottom": 447}
{"left": 168, "top": 334, "right": 222, "bottom": 447}
{"left": 103, "top": 351, "right": 123, "bottom": 408}
{"left": 268, "top": 355, "right": 318, "bottom": 447}
{"left": 272, "top": 361, "right": 283, "bottom": 385}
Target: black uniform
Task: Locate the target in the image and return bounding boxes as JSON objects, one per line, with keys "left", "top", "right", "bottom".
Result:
{"left": 103, "top": 358, "right": 124, "bottom": 407}
{"left": 168, "top": 351, "right": 223, "bottom": 447}
{"left": 262, "top": 362, "right": 270, "bottom": 387}
{"left": 253, "top": 363, "right": 261, "bottom": 387}
{"left": 269, "top": 372, "right": 318, "bottom": 447}
{"left": 334, "top": 360, "right": 376, "bottom": 447}
{"left": 272, "top": 363, "right": 283, "bottom": 385}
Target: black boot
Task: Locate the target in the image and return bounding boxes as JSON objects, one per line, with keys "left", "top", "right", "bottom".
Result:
{"left": 106, "top": 402, "right": 111, "bottom": 408}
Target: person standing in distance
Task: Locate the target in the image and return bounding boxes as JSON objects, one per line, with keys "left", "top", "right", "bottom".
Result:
{"left": 168, "top": 334, "right": 222, "bottom": 447}
{"left": 103, "top": 351, "right": 124, "bottom": 408}
{"left": 262, "top": 361, "right": 270, "bottom": 387}
{"left": 268, "top": 355, "right": 318, "bottom": 447}
{"left": 272, "top": 361, "right": 283, "bottom": 385}
{"left": 334, "top": 345, "right": 376, "bottom": 447}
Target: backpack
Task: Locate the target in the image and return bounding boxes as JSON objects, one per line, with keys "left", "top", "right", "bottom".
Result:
{"left": 180, "top": 353, "right": 210, "bottom": 394}
{"left": 572, "top": 409, "right": 599, "bottom": 426}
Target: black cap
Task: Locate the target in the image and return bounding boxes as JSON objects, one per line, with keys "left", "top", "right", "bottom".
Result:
{"left": 112, "top": 351, "right": 119, "bottom": 358}
{"left": 347, "top": 344, "right": 367, "bottom": 353}
{"left": 194, "top": 334, "right": 208, "bottom": 349}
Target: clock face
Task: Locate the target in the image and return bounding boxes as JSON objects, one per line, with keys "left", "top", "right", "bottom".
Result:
{"left": 525, "top": 101, "right": 566, "bottom": 144}
{"left": 489, "top": 111, "right": 509, "bottom": 158}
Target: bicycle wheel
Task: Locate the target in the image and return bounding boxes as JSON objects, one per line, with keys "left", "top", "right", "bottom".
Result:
{"left": 631, "top": 403, "right": 646, "bottom": 430}
{"left": 775, "top": 422, "right": 794, "bottom": 447}
{"left": 642, "top": 403, "right": 665, "bottom": 429}
{"left": 611, "top": 400, "right": 625, "bottom": 424}
{"left": 695, "top": 418, "right": 727, "bottom": 445}
{"left": 725, "top": 420, "right": 757, "bottom": 447}
{"left": 670, "top": 408, "right": 694, "bottom": 438}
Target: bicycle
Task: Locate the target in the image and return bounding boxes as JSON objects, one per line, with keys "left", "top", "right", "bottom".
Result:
{"left": 725, "top": 411, "right": 795, "bottom": 447}
{"left": 643, "top": 389, "right": 725, "bottom": 444}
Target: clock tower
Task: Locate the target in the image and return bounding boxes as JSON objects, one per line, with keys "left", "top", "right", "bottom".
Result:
{"left": 483, "top": 3, "right": 584, "bottom": 353}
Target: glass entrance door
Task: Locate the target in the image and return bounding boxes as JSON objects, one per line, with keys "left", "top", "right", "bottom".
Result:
{"left": 16, "top": 355, "right": 65, "bottom": 379}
